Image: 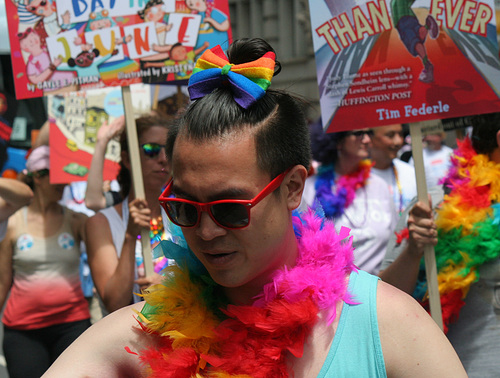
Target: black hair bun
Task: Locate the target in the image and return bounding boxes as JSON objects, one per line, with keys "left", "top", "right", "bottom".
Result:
{"left": 227, "top": 38, "right": 281, "bottom": 77}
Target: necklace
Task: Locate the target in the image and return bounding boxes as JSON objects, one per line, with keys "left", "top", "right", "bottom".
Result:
{"left": 129, "top": 210, "right": 356, "bottom": 377}
{"left": 314, "top": 159, "right": 373, "bottom": 219}
{"left": 149, "top": 214, "right": 170, "bottom": 273}
{"left": 149, "top": 215, "right": 165, "bottom": 245}
{"left": 69, "top": 183, "right": 85, "bottom": 205}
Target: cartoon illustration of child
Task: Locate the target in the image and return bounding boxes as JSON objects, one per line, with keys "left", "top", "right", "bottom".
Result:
{"left": 391, "top": 0, "right": 439, "bottom": 83}
{"left": 54, "top": 45, "right": 119, "bottom": 80}
{"left": 17, "top": 27, "right": 76, "bottom": 93}
{"left": 77, "top": 10, "right": 132, "bottom": 46}
{"left": 185, "top": 0, "right": 229, "bottom": 53}
{"left": 144, "top": 41, "right": 209, "bottom": 80}
{"left": 86, "top": 10, "right": 115, "bottom": 31}
{"left": 136, "top": 0, "right": 174, "bottom": 83}
{"left": 138, "top": 0, "right": 173, "bottom": 47}
{"left": 19, "top": 0, "right": 73, "bottom": 48}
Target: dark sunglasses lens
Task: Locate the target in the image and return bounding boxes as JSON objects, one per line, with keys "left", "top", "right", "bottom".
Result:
{"left": 35, "top": 169, "right": 49, "bottom": 178}
{"left": 165, "top": 201, "right": 198, "bottom": 227}
{"left": 352, "top": 130, "right": 373, "bottom": 137}
{"left": 211, "top": 203, "right": 249, "bottom": 228}
{"left": 142, "top": 144, "right": 161, "bottom": 157}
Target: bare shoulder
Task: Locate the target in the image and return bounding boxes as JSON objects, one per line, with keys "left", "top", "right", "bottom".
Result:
{"left": 86, "top": 211, "right": 109, "bottom": 228}
{"left": 43, "top": 302, "right": 155, "bottom": 378}
{"left": 85, "top": 211, "right": 114, "bottom": 240}
{"left": 376, "top": 281, "right": 466, "bottom": 377}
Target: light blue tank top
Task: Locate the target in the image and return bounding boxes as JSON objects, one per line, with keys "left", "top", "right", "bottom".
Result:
{"left": 317, "top": 270, "right": 387, "bottom": 377}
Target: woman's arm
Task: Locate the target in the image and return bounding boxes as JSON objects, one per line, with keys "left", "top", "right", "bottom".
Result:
{"left": 0, "top": 178, "right": 33, "bottom": 222}
{"left": 379, "top": 200, "right": 437, "bottom": 294}
{"left": 86, "top": 199, "right": 150, "bottom": 313}
{"left": 85, "top": 116, "right": 124, "bottom": 212}
{"left": 70, "top": 210, "right": 88, "bottom": 247}
{"left": 0, "top": 222, "right": 14, "bottom": 310}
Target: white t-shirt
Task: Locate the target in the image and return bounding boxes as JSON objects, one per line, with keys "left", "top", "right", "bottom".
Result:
{"left": 409, "top": 145, "right": 453, "bottom": 189}
{"left": 371, "top": 159, "right": 417, "bottom": 214}
{"left": 301, "top": 172, "right": 397, "bottom": 275}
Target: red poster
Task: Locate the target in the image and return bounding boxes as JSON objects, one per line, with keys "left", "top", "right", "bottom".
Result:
{"left": 308, "top": 0, "right": 500, "bottom": 131}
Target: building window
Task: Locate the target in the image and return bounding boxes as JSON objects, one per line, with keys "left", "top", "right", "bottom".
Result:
{"left": 228, "top": 0, "right": 313, "bottom": 61}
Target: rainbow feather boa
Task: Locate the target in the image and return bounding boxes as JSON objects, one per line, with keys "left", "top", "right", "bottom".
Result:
{"left": 129, "top": 210, "right": 356, "bottom": 377}
{"left": 314, "top": 160, "right": 373, "bottom": 219}
{"left": 415, "top": 137, "right": 500, "bottom": 332}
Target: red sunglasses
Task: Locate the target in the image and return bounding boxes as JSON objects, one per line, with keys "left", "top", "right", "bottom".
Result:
{"left": 17, "top": 27, "right": 34, "bottom": 40}
{"left": 159, "top": 170, "right": 289, "bottom": 229}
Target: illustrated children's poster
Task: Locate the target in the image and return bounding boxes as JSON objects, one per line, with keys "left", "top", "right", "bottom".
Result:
{"left": 308, "top": 0, "right": 500, "bottom": 132}
{"left": 48, "top": 84, "right": 151, "bottom": 184}
{"left": 6, "top": 0, "right": 232, "bottom": 100}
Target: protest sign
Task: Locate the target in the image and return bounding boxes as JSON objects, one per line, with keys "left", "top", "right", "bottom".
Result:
{"left": 47, "top": 84, "right": 151, "bottom": 184}
{"left": 309, "top": 0, "right": 500, "bottom": 132}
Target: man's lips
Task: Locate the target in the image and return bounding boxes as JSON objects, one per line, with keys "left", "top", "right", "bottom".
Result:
{"left": 202, "top": 250, "right": 237, "bottom": 267}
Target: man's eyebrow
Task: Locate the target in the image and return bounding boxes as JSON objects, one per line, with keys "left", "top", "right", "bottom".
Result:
{"left": 172, "top": 185, "right": 251, "bottom": 202}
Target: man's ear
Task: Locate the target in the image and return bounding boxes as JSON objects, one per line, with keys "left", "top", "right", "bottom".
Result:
{"left": 284, "top": 165, "right": 308, "bottom": 211}
{"left": 496, "top": 130, "right": 500, "bottom": 150}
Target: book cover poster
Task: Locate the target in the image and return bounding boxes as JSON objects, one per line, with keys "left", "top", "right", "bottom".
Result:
{"left": 6, "top": 0, "right": 232, "bottom": 99}
{"left": 309, "top": 0, "right": 500, "bottom": 132}
{"left": 48, "top": 84, "right": 151, "bottom": 184}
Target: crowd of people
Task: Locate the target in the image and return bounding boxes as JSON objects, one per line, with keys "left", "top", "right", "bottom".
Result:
{"left": 0, "top": 37, "right": 497, "bottom": 377}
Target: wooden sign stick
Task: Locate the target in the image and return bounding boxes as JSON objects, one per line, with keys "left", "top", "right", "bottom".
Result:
{"left": 121, "top": 86, "right": 154, "bottom": 278}
{"left": 409, "top": 123, "right": 443, "bottom": 330}
{"left": 152, "top": 85, "right": 160, "bottom": 111}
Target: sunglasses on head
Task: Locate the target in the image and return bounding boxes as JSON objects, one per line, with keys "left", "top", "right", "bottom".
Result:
{"left": 141, "top": 143, "right": 166, "bottom": 158}
{"left": 159, "top": 170, "right": 289, "bottom": 229}
{"left": 349, "top": 129, "right": 374, "bottom": 138}
{"left": 32, "top": 169, "right": 49, "bottom": 178}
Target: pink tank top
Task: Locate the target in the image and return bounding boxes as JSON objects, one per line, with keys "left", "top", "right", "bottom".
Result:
{"left": 3, "top": 207, "right": 90, "bottom": 329}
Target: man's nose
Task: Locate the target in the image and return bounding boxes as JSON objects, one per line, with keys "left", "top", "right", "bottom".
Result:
{"left": 195, "top": 211, "right": 227, "bottom": 241}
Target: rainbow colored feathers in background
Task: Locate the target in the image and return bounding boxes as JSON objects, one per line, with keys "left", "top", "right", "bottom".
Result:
{"left": 417, "top": 137, "right": 500, "bottom": 332}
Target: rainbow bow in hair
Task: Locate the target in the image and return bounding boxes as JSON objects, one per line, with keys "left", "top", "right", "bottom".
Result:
{"left": 188, "top": 45, "right": 276, "bottom": 108}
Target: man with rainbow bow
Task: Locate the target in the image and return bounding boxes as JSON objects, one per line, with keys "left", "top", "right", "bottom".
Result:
{"left": 42, "top": 39, "right": 465, "bottom": 378}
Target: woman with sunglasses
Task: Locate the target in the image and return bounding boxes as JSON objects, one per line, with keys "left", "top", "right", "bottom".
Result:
{"left": 0, "top": 145, "right": 90, "bottom": 378}
{"left": 301, "top": 121, "right": 397, "bottom": 275}
{"left": 85, "top": 114, "right": 172, "bottom": 315}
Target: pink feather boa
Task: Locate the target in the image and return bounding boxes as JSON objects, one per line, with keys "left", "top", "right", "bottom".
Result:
{"left": 134, "top": 209, "right": 357, "bottom": 377}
